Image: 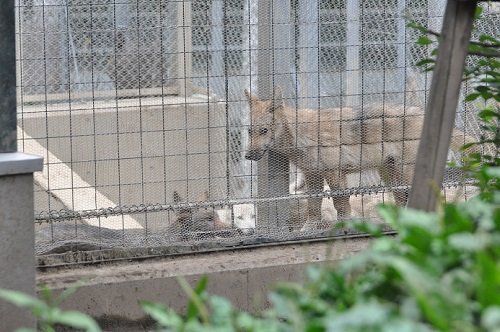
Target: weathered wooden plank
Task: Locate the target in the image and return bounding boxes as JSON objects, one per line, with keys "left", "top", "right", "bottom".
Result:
{"left": 408, "top": 0, "right": 477, "bottom": 211}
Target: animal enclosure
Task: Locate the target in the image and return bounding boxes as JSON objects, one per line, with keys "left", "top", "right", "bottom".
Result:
{"left": 15, "top": 0, "right": 498, "bottom": 258}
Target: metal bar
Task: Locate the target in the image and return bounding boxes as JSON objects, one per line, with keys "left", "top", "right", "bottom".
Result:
{"left": 408, "top": 0, "right": 477, "bottom": 212}
{"left": 0, "top": 1, "right": 17, "bottom": 152}
{"left": 256, "top": 0, "right": 291, "bottom": 231}
{"left": 177, "top": 0, "right": 193, "bottom": 96}
{"left": 345, "top": 0, "right": 360, "bottom": 108}
{"left": 298, "top": 0, "right": 320, "bottom": 109}
{"left": 210, "top": 0, "right": 226, "bottom": 97}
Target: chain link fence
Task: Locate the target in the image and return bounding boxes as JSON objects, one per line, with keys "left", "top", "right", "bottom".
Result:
{"left": 15, "top": 0, "right": 498, "bottom": 258}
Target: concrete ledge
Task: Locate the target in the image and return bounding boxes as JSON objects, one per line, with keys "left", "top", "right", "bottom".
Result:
{"left": 37, "top": 237, "right": 372, "bottom": 328}
{"left": 0, "top": 152, "right": 43, "bottom": 176}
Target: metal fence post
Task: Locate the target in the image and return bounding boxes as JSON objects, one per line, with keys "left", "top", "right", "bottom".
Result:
{"left": 298, "top": 0, "right": 320, "bottom": 110}
{"left": 177, "top": 0, "right": 193, "bottom": 96}
{"left": 0, "top": 2, "right": 43, "bottom": 330}
{"left": 345, "top": 0, "right": 361, "bottom": 108}
{"left": 256, "top": 0, "right": 291, "bottom": 231}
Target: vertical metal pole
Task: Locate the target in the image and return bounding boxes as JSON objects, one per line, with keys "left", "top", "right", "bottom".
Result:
{"left": 210, "top": 0, "right": 225, "bottom": 97}
{"left": 298, "top": 0, "right": 319, "bottom": 109}
{"left": 256, "top": 0, "right": 290, "bottom": 231}
{"left": 345, "top": 0, "right": 360, "bottom": 108}
{"left": 177, "top": 0, "right": 192, "bottom": 96}
{"left": 0, "top": 1, "right": 17, "bottom": 152}
{"left": 397, "top": 0, "right": 407, "bottom": 96}
{"left": 408, "top": 0, "right": 477, "bottom": 212}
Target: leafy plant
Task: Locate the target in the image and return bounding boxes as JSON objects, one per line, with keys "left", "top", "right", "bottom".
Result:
{"left": 0, "top": 285, "right": 101, "bottom": 332}
{"left": 141, "top": 276, "right": 282, "bottom": 331}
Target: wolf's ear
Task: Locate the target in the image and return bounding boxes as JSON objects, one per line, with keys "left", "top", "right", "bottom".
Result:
{"left": 198, "top": 191, "right": 210, "bottom": 202}
{"left": 244, "top": 89, "right": 258, "bottom": 103}
{"left": 173, "top": 191, "right": 182, "bottom": 203}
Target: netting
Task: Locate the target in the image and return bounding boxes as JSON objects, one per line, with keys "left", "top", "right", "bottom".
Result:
{"left": 15, "top": 0, "right": 497, "bottom": 257}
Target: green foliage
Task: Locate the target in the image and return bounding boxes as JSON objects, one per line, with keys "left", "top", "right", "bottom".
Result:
{"left": 0, "top": 285, "right": 101, "bottom": 332}
{"left": 140, "top": 277, "right": 283, "bottom": 332}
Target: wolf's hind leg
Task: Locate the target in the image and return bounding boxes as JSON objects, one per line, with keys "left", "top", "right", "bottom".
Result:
{"left": 379, "top": 155, "right": 409, "bottom": 206}
{"left": 300, "top": 171, "right": 325, "bottom": 231}
{"left": 324, "top": 170, "right": 351, "bottom": 220}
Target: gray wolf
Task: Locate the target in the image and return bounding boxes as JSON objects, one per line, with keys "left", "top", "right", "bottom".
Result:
{"left": 217, "top": 203, "right": 256, "bottom": 234}
{"left": 171, "top": 192, "right": 256, "bottom": 237}
{"left": 171, "top": 191, "right": 227, "bottom": 237}
{"left": 244, "top": 88, "right": 474, "bottom": 231}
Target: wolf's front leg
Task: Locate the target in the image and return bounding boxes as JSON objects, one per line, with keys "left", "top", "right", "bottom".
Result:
{"left": 324, "top": 170, "right": 352, "bottom": 220}
{"left": 300, "top": 171, "right": 328, "bottom": 231}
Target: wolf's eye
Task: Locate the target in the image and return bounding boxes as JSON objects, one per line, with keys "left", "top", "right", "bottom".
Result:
{"left": 258, "top": 128, "right": 268, "bottom": 135}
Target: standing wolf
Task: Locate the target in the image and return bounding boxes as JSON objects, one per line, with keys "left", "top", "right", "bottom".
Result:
{"left": 244, "top": 88, "right": 473, "bottom": 231}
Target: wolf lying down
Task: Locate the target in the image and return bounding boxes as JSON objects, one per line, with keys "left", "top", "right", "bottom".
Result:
{"left": 36, "top": 193, "right": 256, "bottom": 254}
{"left": 244, "top": 88, "right": 475, "bottom": 231}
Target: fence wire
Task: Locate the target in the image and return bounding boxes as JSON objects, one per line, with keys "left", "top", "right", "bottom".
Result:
{"left": 15, "top": 0, "right": 497, "bottom": 256}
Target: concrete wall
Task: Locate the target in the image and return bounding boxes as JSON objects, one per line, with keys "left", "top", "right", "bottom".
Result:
{"left": 0, "top": 153, "right": 43, "bottom": 331}
{"left": 37, "top": 237, "right": 372, "bottom": 330}
{"left": 20, "top": 96, "right": 227, "bottom": 226}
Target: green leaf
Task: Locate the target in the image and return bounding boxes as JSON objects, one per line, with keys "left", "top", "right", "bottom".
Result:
{"left": 377, "top": 204, "right": 399, "bottom": 226}
{"left": 177, "top": 276, "right": 210, "bottom": 324}
{"left": 325, "top": 301, "right": 390, "bottom": 330}
{"left": 485, "top": 166, "right": 500, "bottom": 179}
{"left": 415, "top": 58, "right": 435, "bottom": 67}
{"left": 448, "top": 233, "right": 490, "bottom": 252}
{"left": 0, "top": 288, "right": 46, "bottom": 312}
{"left": 416, "top": 36, "right": 433, "bottom": 46}
{"left": 141, "top": 301, "right": 183, "bottom": 329}
{"left": 209, "top": 296, "right": 234, "bottom": 325}
{"left": 476, "top": 252, "right": 500, "bottom": 308}
{"left": 474, "top": 6, "right": 483, "bottom": 20}
{"left": 481, "top": 306, "right": 500, "bottom": 332}
{"left": 54, "top": 310, "right": 101, "bottom": 332}
{"left": 406, "top": 21, "right": 428, "bottom": 33}
{"left": 399, "top": 208, "right": 437, "bottom": 229}
{"left": 479, "top": 34, "right": 500, "bottom": 45}
{"left": 465, "top": 93, "right": 481, "bottom": 102}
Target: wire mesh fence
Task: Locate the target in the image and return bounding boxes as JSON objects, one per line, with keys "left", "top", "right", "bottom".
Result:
{"left": 15, "top": 0, "right": 497, "bottom": 257}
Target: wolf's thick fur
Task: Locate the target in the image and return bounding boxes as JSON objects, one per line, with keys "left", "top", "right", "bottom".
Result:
{"left": 244, "top": 89, "right": 475, "bottom": 230}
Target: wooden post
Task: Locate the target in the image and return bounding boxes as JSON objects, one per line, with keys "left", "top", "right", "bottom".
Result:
{"left": 408, "top": 0, "right": 477, "bottom": 212}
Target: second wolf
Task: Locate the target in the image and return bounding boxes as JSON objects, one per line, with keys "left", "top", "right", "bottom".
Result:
{"left": 244, "top": 89, "right": 474, "bottom": 231}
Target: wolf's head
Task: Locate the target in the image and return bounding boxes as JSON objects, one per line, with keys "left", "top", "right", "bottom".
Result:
{"left": 244, "top": 88, "right": 284, "bottom": 161}
{"left": 172, "top": 191, "right": 224, "bottom": 233}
